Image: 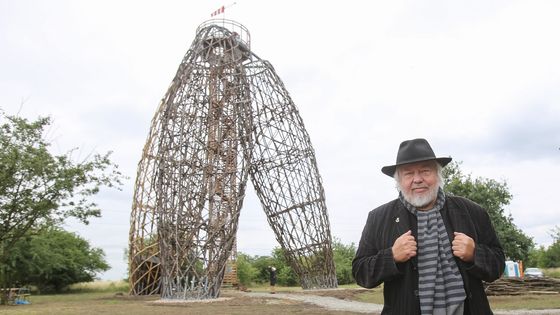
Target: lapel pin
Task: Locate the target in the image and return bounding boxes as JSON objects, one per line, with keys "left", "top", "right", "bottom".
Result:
{"left": 395, "top": 217, "right": 400, "bottom": 223}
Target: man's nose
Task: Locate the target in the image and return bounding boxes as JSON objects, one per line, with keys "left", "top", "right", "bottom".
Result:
{"left": 412, "top": 173, "right": 423, "bottom": 182}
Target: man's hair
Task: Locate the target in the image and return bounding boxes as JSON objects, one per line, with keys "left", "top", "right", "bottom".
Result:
{"left": 394, "top": 161, "right": 444, "bottom": 192}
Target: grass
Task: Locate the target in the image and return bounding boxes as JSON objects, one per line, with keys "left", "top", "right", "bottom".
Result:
{"left": 67, "top": 280, "right": 129, "bottom": 293}
{"left": 544, "top": 267, "right": 560, "bottom": 278}
{"left": 354, "top": 289, "right": 560, "bottom": 310}
{"left": 351, "top": 287, "right": 385, "bottom": 305}
{"left": 0, "top": 287, "right": 353, "bottom": 315}
{"left": 489, "top": 294, "right": 560, "bottom": 310}
{"left": 1, "top": 280, "right": 559, "bottom": 314}
{"left": 348, "top": 282, "right": 560, "bottom": 310}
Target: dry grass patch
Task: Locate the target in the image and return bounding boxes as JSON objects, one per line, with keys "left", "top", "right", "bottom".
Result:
{"left": 0, "top": 289, "right": 366, "bottom": 315}
{"left": 488, "top": 294, "right": 560, "bottom": 310}
{"left": 3, "top": 281, "right": 559, "bottom": 314}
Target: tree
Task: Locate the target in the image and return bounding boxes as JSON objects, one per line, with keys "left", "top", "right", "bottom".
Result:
{"left": 269, "top": 247, "right": 298, "bottom": 286}
{"left": 236, "top": 238, "right": 358, "bottom": 287}
{"left": 442, "top": 162, "right": 534, "bottom": 262}
{"left": 6, "top": 227, "right": 109, "bottom": 293}
{"left": 525, "top": 246, "right": 546, "bottom": 268}
{"left": 332, "top": 238, "right": 356, "bottom": 285}
{"left": 540, "top": 226, "right": 560, "bottom": 268}
{"left": 0, "top": 112, "right": 123, "bottom": 291}
{"left": 236, "top": 252, "right": 258, "bottom": 286}
{"left": 236, "top": 250, "right": 298, "bottom": 287}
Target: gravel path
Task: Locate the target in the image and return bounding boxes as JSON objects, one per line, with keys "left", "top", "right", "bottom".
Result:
{"left": 243, "top": 292, "right": 560, "bottom": 315}
{"left": 245, "top": 292, "right": 382, "bottom": 313}
{"left": 495, "top": 310, "right": 560, "bottom": 315}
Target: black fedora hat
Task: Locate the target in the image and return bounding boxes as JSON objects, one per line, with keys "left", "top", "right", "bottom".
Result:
{"left": 381, "top": 138, "right": 452, "bottom": 177}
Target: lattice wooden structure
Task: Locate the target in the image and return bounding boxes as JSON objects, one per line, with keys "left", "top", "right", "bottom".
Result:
{"left": 485, "top": 277, "right": 560, "bottom": 295}
{"left": 128, "top": 19, "right": 337, "bottom": 300}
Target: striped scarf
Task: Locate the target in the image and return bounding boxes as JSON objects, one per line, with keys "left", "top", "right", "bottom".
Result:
{"left": 399, "top": 188, "right": 466, "bottom": 315}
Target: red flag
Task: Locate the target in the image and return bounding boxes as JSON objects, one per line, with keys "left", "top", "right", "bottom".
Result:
{"left": 211, "top": 5, "right": 225, "bottom": 17}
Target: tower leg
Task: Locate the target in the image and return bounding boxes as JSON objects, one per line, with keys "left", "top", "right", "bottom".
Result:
{"left": 246, "top": 60, "right": 338, "bottom": 289}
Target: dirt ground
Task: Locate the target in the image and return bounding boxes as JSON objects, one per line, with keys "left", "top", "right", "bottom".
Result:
{"left": 297, "top": 287, "right": 372, "bottom": 300}
{"left": 2, "top": 288, "right": 560, "bottom": 315}
{"left": 0, "top": 289, "right": 373, "bottom": 315}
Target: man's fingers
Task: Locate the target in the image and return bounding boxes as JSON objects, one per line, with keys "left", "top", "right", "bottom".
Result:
{"left": 393, "top": 231, "right": 418, "bottom": 262}
{"left": 401, "top": 230, "right": 415, "bottom": 242}
{"left": 452, "top": 233, "right": 475, "bottom": 263}
{"left": 454, "top": 231, "right": 470, "bottom": 239}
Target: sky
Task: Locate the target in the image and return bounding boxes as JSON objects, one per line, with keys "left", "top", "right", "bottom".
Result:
{"left": 1, "top": 0, "right": 559, "bottom": 281}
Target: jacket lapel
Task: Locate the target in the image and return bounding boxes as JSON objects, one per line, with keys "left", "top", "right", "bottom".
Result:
{"left": 390, "top": 203, "right": 415, "bottom": 238}
{"left": 442, "top": 198, "right": 477, "bottom": 242}
{"left": 390, "top": 202, "right": 418, "bottom": 268}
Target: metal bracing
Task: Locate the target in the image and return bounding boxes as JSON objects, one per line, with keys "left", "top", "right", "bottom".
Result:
{"left": 129, "top": 19, "right": 337, "bottom": 300}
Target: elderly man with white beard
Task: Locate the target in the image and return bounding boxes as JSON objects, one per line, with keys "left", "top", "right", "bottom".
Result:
{"left": 352, "top": 138, "right": 505, "bottom": 315}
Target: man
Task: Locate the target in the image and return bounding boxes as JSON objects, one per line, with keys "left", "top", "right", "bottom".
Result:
{"left": 352, "top": 138, "right": 505, "bottom": 315}
{"left": 268, "top": 266, "right": 277, "bottom": 294}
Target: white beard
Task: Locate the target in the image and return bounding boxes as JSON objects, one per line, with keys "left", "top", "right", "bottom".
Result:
{"left": 402, "top": 185, "right": 439, "bottom": 209}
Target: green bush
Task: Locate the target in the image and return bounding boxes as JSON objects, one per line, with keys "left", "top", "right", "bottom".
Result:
{"left": 332, "top": 238, "right": 356, "bottom": 285}
{"left": 7, "top": 227, "right": 109, "bottom": 293}
{"left": 237, "top": 239, "right": 359, "bottom": 287}
{"left": 271, "top": 248, "right": 298, "bottom": 286}
{"left": 236, "top": 253, "right": 258, "bottom": 286}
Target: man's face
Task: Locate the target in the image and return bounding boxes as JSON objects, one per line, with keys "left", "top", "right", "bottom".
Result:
{"left": 397, "top": 161, "right": 440, "bottom": 210}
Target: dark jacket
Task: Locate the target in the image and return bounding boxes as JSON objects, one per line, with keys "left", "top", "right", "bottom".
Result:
{"left": 352, "top": 196, "right": 505, "bottom": 315}
{"left": 269, "top": 268, "right": 277, "bottom": 285}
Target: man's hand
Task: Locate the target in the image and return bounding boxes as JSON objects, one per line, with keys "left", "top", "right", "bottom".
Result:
{"left": 392, "top": 230, "right": 417, "bottom": 263}
{"left": 452, "top": 232, "right": 475, "bottom": 262}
